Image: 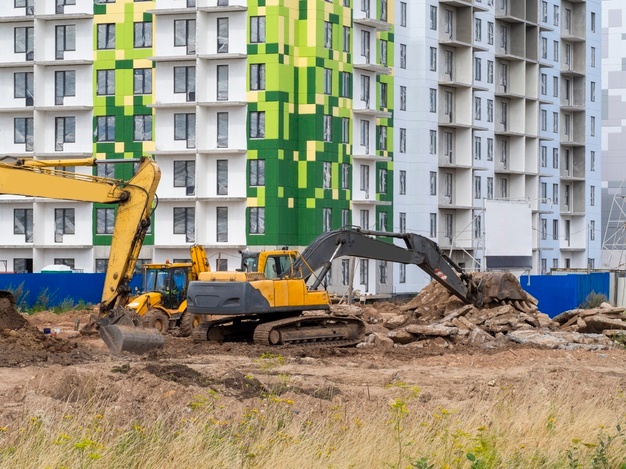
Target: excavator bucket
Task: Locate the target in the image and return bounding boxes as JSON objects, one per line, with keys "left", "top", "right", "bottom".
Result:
{"left": 98, "top": 313, "right": 164, "bottom": 355}
{"left": 469, "top": 271, "right": 538, "bottom": 314}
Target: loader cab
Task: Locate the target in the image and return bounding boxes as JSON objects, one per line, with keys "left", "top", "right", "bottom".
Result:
{"left": 143, "top": 264, "right": 191, "bottom": 309}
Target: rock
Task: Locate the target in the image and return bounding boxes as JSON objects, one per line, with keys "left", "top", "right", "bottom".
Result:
{"left": 452, "top": 316, "right": 476, "bottom": 331}
{"left": 553, "top": 309, "right": 582, "bottom": 324}
{"left": 580, "top": 315, "right": 626, "bottom": 333}
{"left": 384, "top": 314, "right": 409, "bottom": 329}
{"left": 387, "top": 328, "right": 416, "bottom": 344}
{"left": 330, "top": 304, "right": 363, "bottom": 317}
{"left": 366, "top": 332, "right": 394, "bottom": 347}
{"left": 536, "top": 312, "right": 556, "bottom": 329}
{"left": 507, "top": 330, "right": 569, "bottom": 348}
{"left": 467, "top": 328, "right": 494, "bottom": 345}
{"left": 365, "top": 323, "right": 390, "bottom": 335}
{"left": 405, "top": 324, "right": 457, "bottom": 337}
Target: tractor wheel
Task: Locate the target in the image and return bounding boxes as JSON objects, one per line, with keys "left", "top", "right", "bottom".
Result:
{"left": 179, "top": 310, "right": 202, "bottom": 337}
{"left": 142, "top": 309, "right": 170, "bottom": 334}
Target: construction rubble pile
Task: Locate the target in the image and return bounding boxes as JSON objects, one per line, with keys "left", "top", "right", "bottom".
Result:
{"left": 347, "top": 280, "right": 620, "bottom": 351}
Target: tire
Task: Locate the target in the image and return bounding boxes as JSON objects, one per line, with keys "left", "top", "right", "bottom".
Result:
{"left": 179, "top": 310, "right": 202, "bottom": 337}
{"left": 142, "top": 309, "right": 170, "bottom": 334}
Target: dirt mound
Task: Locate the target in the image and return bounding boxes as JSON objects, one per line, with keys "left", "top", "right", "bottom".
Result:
{"left": 0, "top": 295, "right": 95, "bottom": 367}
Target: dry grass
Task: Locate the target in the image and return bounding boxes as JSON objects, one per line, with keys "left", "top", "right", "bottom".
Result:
{"left": 2, "top": 373, "right": 626, "bottom": 469}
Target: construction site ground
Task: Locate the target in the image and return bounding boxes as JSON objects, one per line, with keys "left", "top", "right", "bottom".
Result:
{"left": 3, "top": 305, "right": 626, "bottom": 430}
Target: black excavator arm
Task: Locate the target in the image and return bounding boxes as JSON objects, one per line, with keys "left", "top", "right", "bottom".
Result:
{"left": 284, "top": 227, "right": 481, "bottom": 306}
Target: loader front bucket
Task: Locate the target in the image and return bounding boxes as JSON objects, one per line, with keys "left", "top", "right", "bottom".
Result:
{"left": 99, "top": 323, "right": 165, "bottom": 355}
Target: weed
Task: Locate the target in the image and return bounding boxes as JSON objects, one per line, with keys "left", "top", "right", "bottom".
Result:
{"left": 579, "top": 291, "right": 608, "bottom": 309}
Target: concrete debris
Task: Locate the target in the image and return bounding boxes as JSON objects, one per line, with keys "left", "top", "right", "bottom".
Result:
{"left": 362, "top": 280, "right": 623, "bottom": 351}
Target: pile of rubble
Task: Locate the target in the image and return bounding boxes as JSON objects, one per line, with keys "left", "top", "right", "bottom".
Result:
{"left": 353, "top": 280, "right": 617, "bottom": 351}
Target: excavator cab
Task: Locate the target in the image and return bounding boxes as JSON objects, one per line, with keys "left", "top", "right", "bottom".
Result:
{"left": 143, "top": 266, "right": 190, "bottom": 310}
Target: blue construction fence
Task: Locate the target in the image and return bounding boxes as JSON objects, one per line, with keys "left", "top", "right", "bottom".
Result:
{"left": 0, "top": 273, "right": 143, "bottom": 310}
{"left": 519, "top": 272, "right": 610, "bottom": 318}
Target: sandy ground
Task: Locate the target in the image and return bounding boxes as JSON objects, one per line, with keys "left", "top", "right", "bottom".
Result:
{"left": 2, "top": 308, "right": 626, "bottom": 428}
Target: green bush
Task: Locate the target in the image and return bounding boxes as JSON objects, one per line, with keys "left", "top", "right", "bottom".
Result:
{"left": 579, "top": 291, "right": 609, "bottom": 309}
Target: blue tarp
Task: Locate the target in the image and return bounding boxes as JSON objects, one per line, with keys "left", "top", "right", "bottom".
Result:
{"left": 0, "top": 273, "right": 143, "bottom": 309}
{"left": 519, "top": 272, "right": 610, "bottom": 318}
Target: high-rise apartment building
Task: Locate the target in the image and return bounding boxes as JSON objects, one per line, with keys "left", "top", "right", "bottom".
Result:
{"left": 0, "top": 0, "right": 600, "bottom": 296}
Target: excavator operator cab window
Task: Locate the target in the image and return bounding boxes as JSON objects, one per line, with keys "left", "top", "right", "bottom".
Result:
{"left": 265, "top": 258, "right": 278, "bottom": 279}
{"left": 241, "top": 255, "right": 258, "bottom": 273}
{"left": 264, "top": 254, "right": 294, "bottom": 279}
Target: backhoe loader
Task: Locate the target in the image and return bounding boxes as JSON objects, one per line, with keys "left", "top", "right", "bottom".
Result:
{"left": 0, "top": 155, "right": 163, "bottom": 354}
{"left": 187, "top": 227, "right": 537, "bottom": 346}
{"left": 126, "top": 244, "right": 209, "bottom": 336}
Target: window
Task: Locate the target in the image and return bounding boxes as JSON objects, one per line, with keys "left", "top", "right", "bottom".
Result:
{"left": 324, "top": 68, "right": 332, "bottom": 95}
{"left": 541, "top": 1, "right": 547, "bottom": 22}
{"left": 399, "top": 170, "right": 406, "bottom": 195}
{"left": 475, "top": 18, "right": 482, "bottom": 42}
{"left": 541, "top": 146, "right": 547, "bottom": 167}
{"left": 133, "top": 115, "right": 152, "bottom": 141}
{"left": 554, "top": 5, "right": 559, "bottom": 26}
{"left": 553, "top": 148, "right": 559, "bottom": 168}
{"left": 590, "top": 185, "right": 595, "bottom": 206}
{"left": 341, "top": 259, "right": 350, "bottom": 286}
{"left": 173, "top": 207, "right": 195, "bottom": 242}
{"left": 249, "top": 111, "right": 265, "bottom": 138}
{"left": 360, "top": 120, "right": 369, "bottom": 150}
{"left": 250, "top": 16, "right": 266, "bottom": 43}
{"left": 429, "top": 89, "right": 437, "bottom": 112}
{"left": 378, "top": 168, "right": 387, "bottom": 194}
{"left": 553, "top": 219, "right": 559, "bottom": 240}
{"left": 96, "top": 69, "right": 114, "bottom": 96}
{"left": 174, "top": 160, "right": 195, "bottom": 196}
{"left": 487, "top": 177, "right": 493, "bottom": 199}
{"left": 360, "top": 164, "right": 369, "bottom": 192}
{"left": 323, "top": 115, "right": 332, "bottom": 142}
{"left": 590, "top": 220, "right": 596, "bottom": 241}
{"left": 430, "top": 130, "right": 437, "bottom": 154}
{"left": 341, "top": 163, "right": 350, "bottom": 190}
{"left": 487, "top": 22, "right": 494, "bottom": 45}
{"left": 361, "top": 30, "right": 370, "bottom": 62}
{"left": 399, "top": 128, "right": 406, "bottom": 153}
{"left": 97, "top": 24, "right": 115, "bottom": 49}
{"left": 474, "top": 96, "right": 481, "bottom": 120}
{"left": 341, "top": 117, "right": 350, "bottom": 143}
{"left": 54, "top": 259, "right": 74, "bottom": 270}
{"left": 590, "top": 81, "right": 596, "bottom": 102}
{"left": 55, "top": 117, "right": 75, "bottom": 150}
{"left": 378, "top": 125, "right": 387, "bottom": 151}
{"left": 487, "top": 138, "right": 493, "bottom": 161}
{"left": 323, "top": 161, "right": 332, "bottom": 189}
{"left": 540, "top": 74, "right": 547, "bottom": 95}
{"left": 216, "top": 64, "right": 228, "bottom": 100}
{"left": 378, "top": 212, "right": 388, "bottom": 233}
{"left": 591, "top": 12, "right": 596, "bottom": 33}
{"left": 174, "top": 19, "right": 196, "bottom": 54}
{"left": 323, "top": 208, "right": 332, "bottom": 232}
{"left": 553, "top": 76, "right": 558, "bottom": 97}
{"left": 215, "top": 207, "right": 228, "bottom": 239}
{"left": 55, "top": 25, "right": 75, "bottom": 59}
{"left": 487, "top": 99, "right": 493, "bottom": 122}
{"left": 360, "top": 208, "right": 369, "bottom": 230}
{"left": 430, "top": 213, "right": 437, "bottom": 237}
{"left": 399, "top": 212, "right": 406, "bottom": 234}
{"left": 14, "top": 208, "right": 33, "bottom": 243}
{"left": 400, "top": 86, "right": 406, "bottom": 111}
{"left": 541, "top": 110, "right": 547, "bottom": 131}
{"left": 590, "top": 116, "right": 596, "bottom": 137}
{"left": 380, "top": 82, "right": 387, "bottom": 108}
{"left": 14, "top": 72, "right": 33, "bottom": 104}
{"left": 134, "top": 68, "right": 152, "bottom": 95}
{"left": 134, "top": 22, "right": 152, "bottom": 48}
{"left": 541, "top": 37, "right": 547, "bottom": 59}
{"left": 55, "top": 70, "right": 75, "bottom": 104}
{"left": 474, "top": 57, "right": 481, "bottom": 81}
{"left": 15, "top": 26, "right": 34, "bottom": 60}
{"left": 380, "top": 0, "right": 387, "bottom": 21}
{"left": 400, "top": 2, "right": 407, "bottom": 27}
{"left": 487, "top": 60, "right": 493, "bottom": 84}
{"left": 474, "top": 215, "right": 482, "bottom": 239}
{"left": 380, "top": 40, "right": 387, "bottom": 66}
{"left": 340, "top": 72, "right": 351, "bottom": 98}
{"left": 360, "top": 258, "right": 369, "bottom": 286}
{"left": 429, "top": 171, "right": 437, "bottom": 195}
{"left": 553, "top": 183, "right": 559, "bottom": 204}
{"left": 553, "top": 40, "right": 559, "bottom": 61}
{"left": 473, "top": 136, "right": 481, "bottom": 160}
{"left": 96, "top": 208, "right": 115, "bottom": 235}
{"left": 553, "top": 112, "right": 558, "bottom": 133}
{"left": 445, "top": 214, "right": 453, "bottom": 241}
{"left": 429, "top": 47, "right": 437, "bottom": 71}
{"left": 14, "top": 117, "right": 33, "bottom": 150}
{"left": 55, "top": 208, "right": 75, "bottom": 242}
{"left": 174, "top": 66, "right": 196, "bottom": 101}
{"left": 341, "top": 209, "right": 350, "bottom": 228}
{"left": 217, "top": 18, "right": 229, "bottom": 53}
{"left": 343, "top": 26, "right": 350, "bottom": 53}
{"left": 217, "top": 159, "right": 228, "bottom": 195}
{"left": 430, "top": 5, "right": 437, "bottom": 30}
{"left": 250, "top": 160, "right": 265, "bottom": 186}
{"left": 541, "top": 182, "right": 547, "bottom": 200}
{"left": 591, "top": 151, "right": 595, "bottom": 171}
{"left": 325, "top": 21, "right": 333, "bottom": 49}
{"left": 249, "top": 207, "right": 265, "bottom": 234}
{"left": 591, "top": 47, "right": 596, "bottom": 67}
{"left": 250, "top": 64, "right": 265, "bottom": 91}
{"left": 474, "top": 176, "right": 481, "bottom": 199}
{"left": 174, "top": 113, "right": 196, "bottom": 148}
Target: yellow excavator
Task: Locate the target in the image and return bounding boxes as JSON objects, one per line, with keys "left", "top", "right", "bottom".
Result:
{"left": 0, "top": 155, "right": 163, "bottom": 354}
{"left": 187, "top": 227, "right": 537, "bottom": 346}
{"left": 126, "top": 244, "right": 209, "bottom": 336}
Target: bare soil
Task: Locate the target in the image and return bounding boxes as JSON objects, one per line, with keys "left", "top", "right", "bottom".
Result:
{"left": 2, "top": 304, "right": 626, "bottom": 431}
